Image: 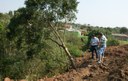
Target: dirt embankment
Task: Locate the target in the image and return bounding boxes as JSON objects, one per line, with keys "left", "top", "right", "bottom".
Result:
{"left": 4, "top": 44, "right": 128, "bottom": 81}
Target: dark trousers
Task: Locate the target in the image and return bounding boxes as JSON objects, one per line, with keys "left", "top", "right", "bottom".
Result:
{"left": 90, "top": 45, "right": 98, "bottom": 59}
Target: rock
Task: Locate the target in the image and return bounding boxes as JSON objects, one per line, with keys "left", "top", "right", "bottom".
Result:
{"left": 91, "top": 65, "right": 98, "bottom": 70}
{"left": 68, "top": 77, "right": 75, "bottom": 81}
{"left": 99, "top": 64, "right": 108, "bottom": 71}
{"left": 88, "top": 64, "right": 92, "bottom": 68}
{"left": 120, "top": 70, "right": 125, "bottom": 78}
{"left": 89, "top": 73, "right": 95, "bottom": 77}
{"left": 4, "top": 77, "right": 11, "bottom": 81}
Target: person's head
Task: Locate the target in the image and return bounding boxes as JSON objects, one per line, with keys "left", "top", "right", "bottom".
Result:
{"left": 97, "top": 32, "right": 103, "bottom": 38}
{"left": 91, "top": 34, "right": 95, "bottom": 38}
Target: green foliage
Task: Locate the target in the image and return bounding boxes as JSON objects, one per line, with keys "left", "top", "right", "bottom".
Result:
{"left": 120, "top": 27, "right": 128, "bottom": 34}
{"left": 65, "top": 31, "right": 82, "bottom": 45}
{"left": 68, "top": 45, "right": 82, "bottom": 57}
{"left": 1, "top": 56, "right": 26, "bottom": 79}
{"left": 119, "top": 40, "right": 128, "bottom": 45}
{"left": 25, "top": 0, "right": 78, "bottom": 22}
{"left": 64, "top": 31, "right": 84, "bottom": 57}
{"left": 81, "top": 36, "right": 88, "bottom": 51}
{"left": 0, "top": 13, "right": 12, "bottom": 30}
{"left": 0, "top": 40, "right": 69, "bottom": 79}
{"left": 1, "top": 0, "right": 128, "bottom": 80}
{"left": 107, "top": 39, "right": 120, "bottom": 46}
{"left": 0, "top": 0, "right": 78, "bottom": 79}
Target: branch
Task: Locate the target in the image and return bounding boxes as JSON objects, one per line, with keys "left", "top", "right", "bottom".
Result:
{"left": 48, "top": 38, "right": 62, "bottom": 47}
{"left": 48, "top": 22, "right": 65, "bottom": 46}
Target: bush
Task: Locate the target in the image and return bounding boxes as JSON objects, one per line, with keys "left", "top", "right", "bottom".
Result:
{"left": 119, "top": 40, "right": 128, "bottom": 45}
{"left": 81, "top": 36, "right": 88, "bottom": 51}
{"left": 68, "top": 45, "right": 82, "bottom": 57}
{"left": 64, "top": 31, "right": 84, "bottom": 57}
{"left": 107, "top": 39, "right": 120, "bottom": 46}
{"left": 0, "top": 39, "right": 70, "bottom": 80}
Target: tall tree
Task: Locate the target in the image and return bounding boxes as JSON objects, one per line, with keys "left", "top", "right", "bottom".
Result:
{"left": 120, "top": 27, "right": 128, "bottom": 34}
{"left": 0, "top": 13, "right": 12, "bottom": 29}
{"left": 8, "top": 0, "right": 78, "bottom": 68}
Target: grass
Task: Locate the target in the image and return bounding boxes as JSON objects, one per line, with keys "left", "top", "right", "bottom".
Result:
{"left": 119, "top": 40, "right": 128, "bottom": 45}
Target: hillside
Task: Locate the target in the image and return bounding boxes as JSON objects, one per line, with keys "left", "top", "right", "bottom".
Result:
{"left": 42, "top": 44, "right": 128, "bottom": 81}
{"left": 4, "top": 44, "right": 128, "bottom": 81}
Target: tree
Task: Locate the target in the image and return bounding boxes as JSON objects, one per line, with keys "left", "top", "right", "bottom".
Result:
{"left": 120, "top": 27, "right": 128, "bottom": 34}
{"left": 0, "top": 13, "right": 12, "bottom": 30}
{"left": 7, "top": 0, "right": 78, "bottom": 69}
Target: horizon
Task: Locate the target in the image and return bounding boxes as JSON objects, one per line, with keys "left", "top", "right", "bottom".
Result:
{"left": 0, "top": 0, "right": 128, "bottom": 28}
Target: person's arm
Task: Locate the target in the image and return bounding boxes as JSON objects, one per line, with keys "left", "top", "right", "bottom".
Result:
{"left": 97, "top": 38, "right": 100, "bottom": 46}
{"left": 98, "top": 38, "right": 102, "bottom": 48}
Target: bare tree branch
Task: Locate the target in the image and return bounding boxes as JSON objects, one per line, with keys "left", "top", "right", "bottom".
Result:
{"left": 49, "top": 23, "right": 64, "bottom": 45}
{"left": 48, "top": 22, "right": 76, "bottom": 69}
{"left": 48, "top": 38, "right": 62, "bottom": 47}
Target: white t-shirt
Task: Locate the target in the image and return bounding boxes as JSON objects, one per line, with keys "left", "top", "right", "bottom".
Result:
{"left": 100, "top": 35, "right": 107, "bottom": 47}
{"left": 90, "top": 37, "right": 99, "bottom": 46}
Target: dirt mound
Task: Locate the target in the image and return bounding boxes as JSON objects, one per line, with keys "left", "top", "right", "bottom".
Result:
{"left": 52, "top": 44, "right": 128, "bottom": 81}
{"left": 84, "top": 45, "right": 128, "bottom": 81}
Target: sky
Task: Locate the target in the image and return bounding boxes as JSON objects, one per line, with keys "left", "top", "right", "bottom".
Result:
{"left": 0, "top": 0, "right": 128, "bottom": 28}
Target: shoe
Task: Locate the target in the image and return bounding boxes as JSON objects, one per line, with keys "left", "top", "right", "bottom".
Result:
{"left": 98, "top": 61, "right": 101, "bottom": 64}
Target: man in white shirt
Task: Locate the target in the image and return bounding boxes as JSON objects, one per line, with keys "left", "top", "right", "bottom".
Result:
{"left": 97, "top": 32, "right": 107, "bottom": 63}
{"left": 90, "top": 34, "right": 99, "bottom": 60}
{"left": 101, "top": 34, "right": 107, "bottom": 57}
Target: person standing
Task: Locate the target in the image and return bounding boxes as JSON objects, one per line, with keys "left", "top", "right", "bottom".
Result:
{"left": 97, "top": 32, "right": 107, "bottom": 63}
{"left": 90, "top": 34, "right": 99, "bottom": 60}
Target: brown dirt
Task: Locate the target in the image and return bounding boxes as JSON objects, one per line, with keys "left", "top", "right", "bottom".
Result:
{"left": 50, "top": 44, "right": 128, "bottom": 81}
{"left": 4, "top": 44, "right": 128, "bottom": 81}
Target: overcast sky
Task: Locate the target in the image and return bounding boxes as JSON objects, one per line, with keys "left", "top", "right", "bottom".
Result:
{"left": 0, "top": 0, "right": 128, "bottom": 28}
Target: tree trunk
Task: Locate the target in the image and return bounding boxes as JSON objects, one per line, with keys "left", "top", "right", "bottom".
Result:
{"left": 49, "top": 23, "right": 76, "bottom": 69}
{"left": 62, "top": 44, "right": 76, "bottom": 69}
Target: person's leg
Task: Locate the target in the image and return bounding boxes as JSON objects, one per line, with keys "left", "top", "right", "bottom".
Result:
{"left": 92, "top": 48, "right": 94, "bottom": 59}
{"left": 94, "top": 46, "right": 98, "bottom": 59}
{"left": 91, "top": 46, "right": 95, "bottom": 59}
{"left": 98, "top": 48, "right": 104, "bottom": 63}
{"left": 98, "top": 54, "right": 102, "bottom": 63}
{"left": 102, "top": 47, "right": 106, "bottom": 58}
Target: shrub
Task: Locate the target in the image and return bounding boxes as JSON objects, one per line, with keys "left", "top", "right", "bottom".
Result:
{"left": 81, "top": 36, "right": 88, "bottom": 51}
{"left": 68, "top": 45, "right": 82, "bottom": 57}
{"left": 0, "top": 39, "right": 70, "bottom": 79}
{"left": 107, "top": 39, "right": 120, "bottom": 46}
{"left": 64, "top": 31, "right": 84, "bottom": 57}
